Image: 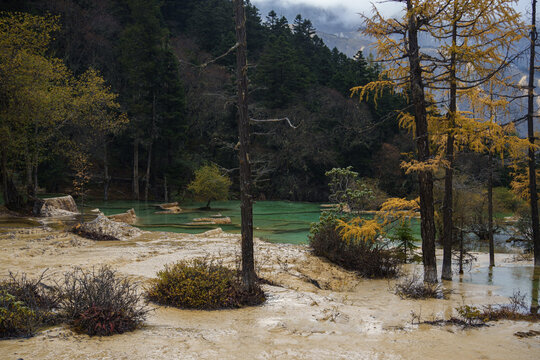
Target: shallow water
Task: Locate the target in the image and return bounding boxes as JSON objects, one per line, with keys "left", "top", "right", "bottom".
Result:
{"left": 87, "top": 200, "right": 323, "bottom": 244}
{"left": 458, "top": 264, "right": 540, "bottom": 307}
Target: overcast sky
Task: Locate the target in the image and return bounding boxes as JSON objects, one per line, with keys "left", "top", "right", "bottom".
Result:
{"left": 251, "top": 0, "right": 534, "bottom": 28}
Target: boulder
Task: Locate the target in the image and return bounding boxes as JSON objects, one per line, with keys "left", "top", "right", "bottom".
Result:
{"left": 72, "top": 215, "right": 142, "bottom": 241}
{"left": 34, "top": 196, "right": 79, "bottom": 217}
{"left": 196, "top": 228, "right": 224, "bottom": 237}
{"left": 108, "top": 208, "right": 137, "bottom": 225}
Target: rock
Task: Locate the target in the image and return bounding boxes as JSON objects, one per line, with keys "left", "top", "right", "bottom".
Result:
{"left": 71, "top": 215, "right": 142, "bottom": 241}
{"left": 108, "top": 208, "right": 137, "bottom": 225}
{"left": 196, "top": 228, "right": 224, "bottom": 237}
{"left": 191, "top": 217, "right": 232, "bottom": 225}
{"left": 90, "top": 208, "right": 104, "bottom": 216}
{"left": 154, "top": 202, "right": 182, "bottom": 214}
{"left": 514, "top": 330, "right": 540, "bottom": 338}
{"left": 33, "top": 196, "right": 79, "bottom": 217}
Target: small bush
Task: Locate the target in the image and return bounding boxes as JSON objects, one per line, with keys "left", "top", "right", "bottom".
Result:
{"left": 59, "top": 266, "right": 148, "bottom": 336}
{"left": 309, "top": 212, "right": 401, "bottom": 278}
{"left": 0, "top": 291, "right": 38, "bottom": 338}
{"left": 0, "top": 272, "right": 61, "bottom": 339}
{"left": 394, "top": 273, "right": 451, "bottom": 300}
{"left": 146, "top": 259, "right": 265, "bottom": 309}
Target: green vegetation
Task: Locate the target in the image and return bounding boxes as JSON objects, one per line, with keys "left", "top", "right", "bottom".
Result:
{"left": 187, "top": 164, "right": 232, "bottom": 209}
{"left": 146, "top": 259, "right": 265, "bottom": 309}
{"left": 0, "top": 272, "right": 60, "bottom": 339}
{"left": 0, "top": 0, "right": 405, "bottom": 206}
{"left": 309, "top": 212, "right": 401, "bottom": 278}
{"left": 0, "top": 291, "right": 37, "bottom": 338}
{"left": 389, "top": 222, "right": 419, "bottom": 263}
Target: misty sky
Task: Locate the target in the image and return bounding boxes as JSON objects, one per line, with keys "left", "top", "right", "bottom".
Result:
{"left": 251, "top": 0, "right": 534, "bottom": 28}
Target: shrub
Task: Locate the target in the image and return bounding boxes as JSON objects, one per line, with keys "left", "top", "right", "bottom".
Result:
{"left": 146, "top": 259, "right": 265, "bottom": 309}
{"left": 309, "top": 212, "right": 401, "bottom": 278}
{"left": 0, "top": 272, "right": 61, "bottom": 338}
{"left": 59, "top": 266, "right": 148, "bottom": 336}
{"left": 394, "top": 273, "right": 451, "bottom": 299}
{"left": 0, "top": 291, "right": 38, "bottom": 338}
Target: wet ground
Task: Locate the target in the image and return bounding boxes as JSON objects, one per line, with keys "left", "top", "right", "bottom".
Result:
{"left": 0, "top": 219, "right": 538, "bottom": 359}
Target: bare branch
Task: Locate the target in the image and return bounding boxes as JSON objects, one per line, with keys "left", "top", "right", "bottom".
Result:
{"left": 249, "top": 117, "right": 299, "bottom": 129}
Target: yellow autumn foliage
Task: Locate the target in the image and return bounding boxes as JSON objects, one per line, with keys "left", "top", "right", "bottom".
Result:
{"left": 336, "top": 197, "right": 420, "bottom": 243}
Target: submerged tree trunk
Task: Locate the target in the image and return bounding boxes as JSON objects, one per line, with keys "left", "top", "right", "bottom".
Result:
{"left": 234, "top": 0, "right": 257, "bottom": 292}
{"left": 407, "top": 0, "right": 437, "bottom": 283}
{"left": 133, "top": 139, "right": 139, "bottom": 200}
{"left": 527, "top": 0, "right": 539, "bottom": 267}
{"left": 488, "top": 151, "right": 495, "bottom": 267}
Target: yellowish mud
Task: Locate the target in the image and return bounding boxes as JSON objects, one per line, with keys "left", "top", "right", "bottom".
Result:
{"left": 0, "top": 225, "right": 538, "bottom": 359}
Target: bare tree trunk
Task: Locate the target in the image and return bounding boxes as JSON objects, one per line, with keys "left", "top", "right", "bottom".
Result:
{"left": 488, "top": 151, "right": 495, "bottom": 267}
{"left": 26, "top": 154, "right": 34, "bottom": 198}
{"left": 527, "top": 0, "right": 539, "bottom": 267}
{"left": 26, "top": 154, "right": 32, "bottom": 188}
{"left": 532, "top": 266, "right": 539, "bottom": 314}
{"left": 32, "top": 157, "right": 38, "bottom": 196}
{"left": 234, "top": 0, "right": 257, "bottom": 292}
{"left": 144, "top": 142, "right": 152, "bottom": 202}
{"left": 1, "top": 147, "right": 23, "bottom": 210}
{"left": 133, "top": 139, "right": 139, "bottom": 200}
{"left": 407, "top": 0, "right": 437, "bottom": 283}
{"left": 164, "top": 175, "right": 168, "bottom": 203}
{"left": 144, "top": 92, "right": 157, "bottom": 202}
{"left": 103, "top": 142, "right": 110, "bottom": 201}
{"left": 442, "top": 10, "right": 458, "bottom": 281}
{"left": 1, "top": 148, "right": 9, "bottom": 205}
{"left": 459, "top": 226, "right": 464, "bottom": 275}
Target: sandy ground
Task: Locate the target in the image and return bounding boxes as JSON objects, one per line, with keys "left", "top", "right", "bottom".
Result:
{"left": 0, "top": 221, "right": 539, "bottom": 360}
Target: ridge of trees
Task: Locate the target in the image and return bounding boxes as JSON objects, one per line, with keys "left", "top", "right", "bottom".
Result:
{"left": 0, "top": 0, "right": 406, "bottom": 207}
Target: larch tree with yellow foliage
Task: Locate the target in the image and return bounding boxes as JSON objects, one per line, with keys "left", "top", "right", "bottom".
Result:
{"left": 352, "top": 0, "right": 444, "bottom": 283}
{"left": 525, "top": 0, "right": 539, "bottom": 266}
{"left": 424, "top": 0, "right": 524, "bottom": 279}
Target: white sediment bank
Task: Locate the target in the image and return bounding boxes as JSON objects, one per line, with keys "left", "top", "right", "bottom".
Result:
{"left": 0, "top": 222, "right": 538, "bottom": 359}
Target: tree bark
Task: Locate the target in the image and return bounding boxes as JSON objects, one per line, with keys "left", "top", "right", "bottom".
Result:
{"left": 442, "top": 8, "right": 458, "bottom": 281}
{"left": 103, "top": 142, "right": 110, "bottom": 201}
{"left": 459, "top": 226, "right": 464, "bottom": 275}
{"left": 1, "top": 148, "right": 23, "bottom": 210}
{"left": 1, "top": 148, "right": 9, "bottom": 205}
{"left": 234, "top": 0, "right": 257, "bottom": 292}
{"left": 488, "top": 151, "right": 495, "bottom": 267}
{"left": 144, "top": 142, "right": 152, "bottom": 202}
{"left": 527, "top": 0, "right": 539, "bottom": 267}
{"left": 133, "top": 139, "right": 139, "bottom": 200}
{"left": 164, "top": 175, "right": 168, "bottom": 203}
{"left": 407, "top": 0, "right": 437, "bottom": 283}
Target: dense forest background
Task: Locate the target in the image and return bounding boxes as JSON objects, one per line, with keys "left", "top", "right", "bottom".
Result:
{"left": 0, "top": 0, "right": 458, "bottom": 202}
